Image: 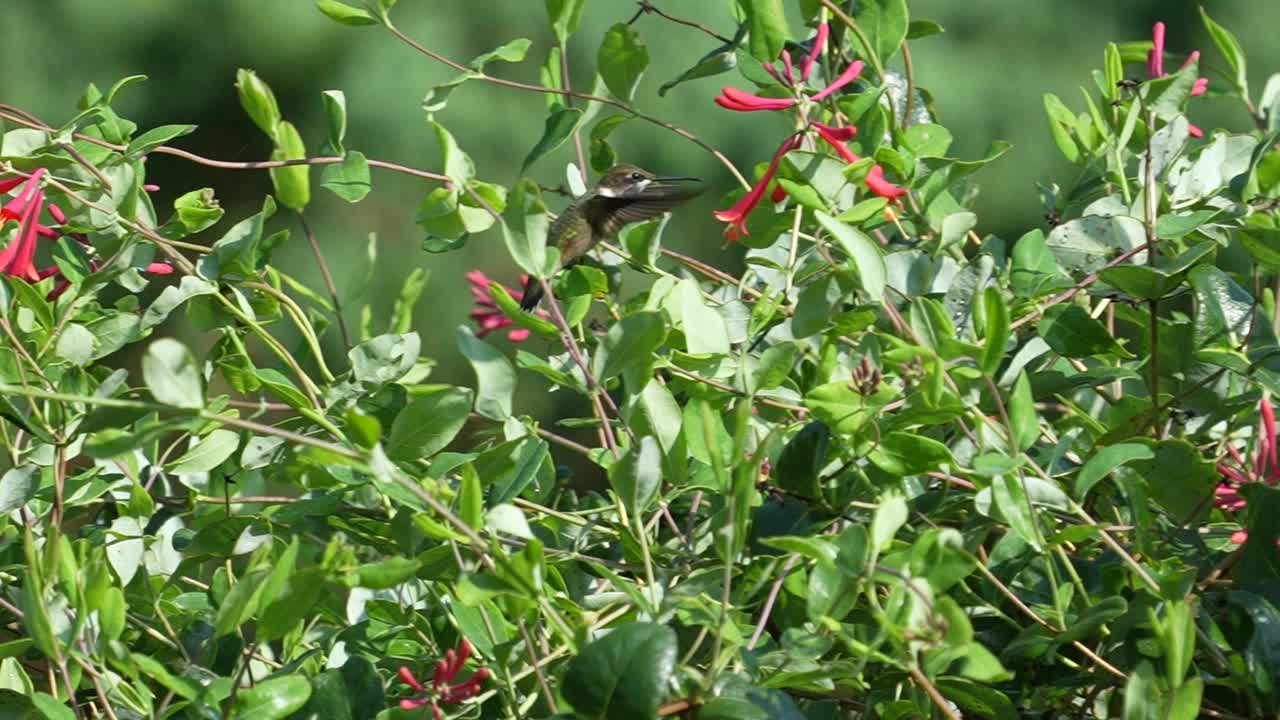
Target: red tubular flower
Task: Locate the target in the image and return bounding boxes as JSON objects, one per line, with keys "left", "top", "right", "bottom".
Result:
{"left": 864, "top": 165, "right": 906, "bottom": 200}
{"left": 1147, "top": 21, "right": 1208, "bottom": 137}
{"left": 812, "top": 122, "right": 860, "bottom": 164}
{"left": 811, "top": 60, "right": 864, "bottom": 102}
{"left": 396, "top": 639, "right": 489, "bottom": 718}
{"left": 1214, "top": 397, "right": 1280, "bottom": 542}
{"left": 713, "top": 135, "right": 801, "bottom": 240}
{"left": 1147, "top": 21, "right": 1166, "bottom": 78}
{"left": 800, "top": 23, "right": 829, "bottom": 82}
{"left": 714, "top": 86, "right": 798, "bottom": 112}
{"left": 779, "top": 50, "right": 796, "bottom": 85}
{"left": 465, "top": 270, "right": 546, "bottom": 342}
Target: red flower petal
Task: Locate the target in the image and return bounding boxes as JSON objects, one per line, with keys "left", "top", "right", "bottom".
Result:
{"left": 1187, "top": 123, "right": 1204, "bottom": 138}
{"left": 1148, "top": 22, "right": 1166, "bottom": 78}
{"left": 800, "top": 23, "right": 829, "bottom": 82}
{"left": 714, "top": 135, "right": 801, "bottom": 240}
{"left": 813, "top": 123, "right": 860, "bottom": 164}
{"left": 398, "top": 666, "right": 425, "bottom": 693}
{"left": 780, "top": 50, "right": 796, "bottom": 85}
{"left": 145, "top": 262, "right": 175, "bottom": 275}
{"left": 812, "top": 60, "right": 864, "bottom": 101}
{"left": 864, "top": 165, "right": 906, "bottom": 200}
{"left": 718, "top": 86, "right": 798, "bottom": 111}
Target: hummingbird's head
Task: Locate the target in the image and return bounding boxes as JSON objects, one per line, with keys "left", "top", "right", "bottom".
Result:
{"left": 595, "top": 164, "right": 701, "bottom": 200}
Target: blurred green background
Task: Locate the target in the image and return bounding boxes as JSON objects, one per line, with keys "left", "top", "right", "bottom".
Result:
{"left": 5, "top": 0, "right": 1279, "bottom": 416}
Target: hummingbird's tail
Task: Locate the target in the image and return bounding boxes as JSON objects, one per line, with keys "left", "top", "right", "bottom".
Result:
{"left": 519, "top": 278, "right": 544, "bottom": 312}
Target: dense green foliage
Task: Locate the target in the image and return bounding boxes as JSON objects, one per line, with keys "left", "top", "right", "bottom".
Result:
{"left": 3, "top": 1, "right": 1280, "bottom": 719}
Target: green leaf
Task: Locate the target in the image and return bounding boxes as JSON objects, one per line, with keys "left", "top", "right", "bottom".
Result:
{"left": 906, "top": 19, "right": 945, "bottom": 40}
{"left": 1242, "top": 228, "right": 1280, "bottom": 270}
{"left": 1007, "top": 371, "right": 1039, "bottom": 452}
{"left": 869, "top": 431, "right": 953, "bottom": 475}
{"left": 562, "top": 623, "right": 677, "bottom": 720}
{"left": 522, "top": 106, "right": 583, "bottom": 172}
{"left": 214, "top": 568, "right": 268, "bottom": 637}
{"left": 459, "top": 464, "right": 483, "bottom": 528}
{"left": 502, "top": 178, "right": 550, "bottom": 277}
{"left": 270, "top": 120, "right": 310, "bottom": 210}
{"left": 142, "top": 338, "right": 204, "bottom": 409}
{"left": 30, "top": 693, "right": 76, "bottom": 720}
{"left": 659, "top": 42, "right": 739, "bottom": 97}
{"left": 855, "top": 0, "right": 910, "bottom": 66}
{"left": 993, "top": 475, "right": 1042, "bottom": 550}
{"left": 320, "top": 151, "right": 371, "bottom": 202}
{"left": 0, "top": 467, "right": 38, "bottom": 514}
{"left": 351, "top": 557, "right": 419, "bottom": 589}
{"left": 870, "top": 494, "right": 907, "bottom": 553}
{"left": 1133, "top": 440, "right": 1219, "bottom": 522}
{"left": 320, "top": 89, "right": 347, "bottom": 154}
{"left": 201, "top": 196, "right": 277, "bottom": 280}
{"left": 350, "top": 332, "right": 420, "bottom": 386}
{"left": 54, "top": 323, "right": 94, "bottom": 367}
{"left": 745, "top": 0, "right": 790, "bottom": 64}
{"left": 234, "top": 674, "right": 312, "bottom": 720}
{"left": 168, "top": 429, "right": 239, "bottom": 474}
{"left": 235, "top": 69, "right": 282, "bottom": 137}
{"left": 544, "top": 0, "right": 587, "bottom": 44}
{"left": 774, "top": 422, "right": 830, "bottom": 499}
{"left": 979, "top": 287, "right": 1009, "bottom": 375}
{"left": 315, "top": 0, "right": 379, "bottom": 26}
{"left": 1123, "top": 661, "right": 1160, "bottom": 720}
{"left": 456, "top": 326, "right": 516, "bottom": 420}
{"left": 816, "top": 210, "right": 886, "bottom": 302}
{"left": 1200, "top": 8, "right": 1247, "bottom": 98}
{"left": 386, "top": 386, "right": 473, "bottom": 461}
{"left": 610, "top": 436, "right": 662, "bottom": 516}
{"left": 125, "top": 124, "right": 195, "bottom": 156}
{"left": 598, "top": 24, "right": 649, "bottom": 102}
{"left": 592, "top": 312, "right": 666, "bottom": 382}
{"left": 1038, "top": 304, "right": 1132, "bottom": 359}
{"left": 1075, "top": 443, "right": 1154, "bottom": 499}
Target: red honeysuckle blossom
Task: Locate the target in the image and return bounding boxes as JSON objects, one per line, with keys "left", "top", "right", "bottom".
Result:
{"left": 1215, "top": 396, "right": 1280, "bottom": 545}
{"left": 1147, "top": 21, "right": 1208, "bottom": 137}
{"left": 713, "top": 135, "right": 802, "bottom": 241}
{"left": 1, "top": 170, "right": 173, "bottom": 297}
{"left": 466, "top": 269, "right": 546, "bottom": 342}
{"left": 711, "top": 24, "right": 908, "bottom": 239}
{"left": 397, "top": 639, "right": 489, "bottom": 719}
{"left": 714, "top": 22, "right": 864, "bottom": 113}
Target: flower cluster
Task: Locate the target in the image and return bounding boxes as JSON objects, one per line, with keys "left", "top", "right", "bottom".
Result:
{"left": 1215, "top": 397, "right": 1280, "bottom": 545}
{"left": 1147, "top": 21, "right": 1209, "bottom": 137}
{"left": 397, "top": 639, "right": 489, "bottom": 719}
{"left": 712, "top": 23, "right": 906, "bottom": 241}
{"left": 1, "top": 169, "right": 172, "bottom": 298}
{"left": 466, "top": 269, "right": 547, "bottom": 342}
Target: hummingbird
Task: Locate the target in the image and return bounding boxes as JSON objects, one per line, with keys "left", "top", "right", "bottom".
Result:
{"left": 520, "top": 164, "right": 702, "bottom": 311}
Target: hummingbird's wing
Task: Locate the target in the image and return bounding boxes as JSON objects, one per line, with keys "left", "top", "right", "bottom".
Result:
{"left": 594, "top": 186, "right": 703, "bottom": 238}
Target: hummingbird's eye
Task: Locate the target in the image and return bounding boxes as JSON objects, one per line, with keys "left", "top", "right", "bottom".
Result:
{"left": 630, "top": 172, "right": 644, "bottom": 181}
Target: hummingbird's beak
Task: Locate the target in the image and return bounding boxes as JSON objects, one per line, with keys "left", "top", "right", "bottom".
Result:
{"left": 654, "top": 176, "right": 701, "bottom": 183}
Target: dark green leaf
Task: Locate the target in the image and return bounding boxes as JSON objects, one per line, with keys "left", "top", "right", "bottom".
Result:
{"left": 1038, "top": 304, "right": 1132, "bottom": 359}
{"left": 386, "top": 386, "right": 473, "bottom": 461}
{"left": 598, "top": 24, "right": 649, "bottom": 102}
{"left": 320, "top": 151, "right": 371, "bottom": 202}
{"left": 562, "top": 623, "right": 677, "bottom": 720}
{"left": 745, "top": 0, "right": 789, "bottom": 64}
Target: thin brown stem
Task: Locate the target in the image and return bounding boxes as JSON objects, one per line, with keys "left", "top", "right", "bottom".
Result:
{"left": 383, "top": 25, "right": 749, "bottom": 189}
{"left": 1008, "top": 242, "right": 1152, "bottom": 330}
{"left": 296, "top": 212, "right": 352, "bottom": 350}
{"left": 637, "top": 1, "right": 732, "bottom": 43}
